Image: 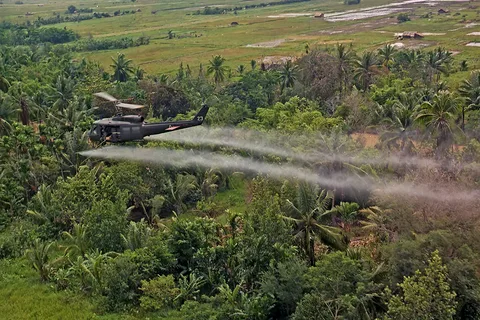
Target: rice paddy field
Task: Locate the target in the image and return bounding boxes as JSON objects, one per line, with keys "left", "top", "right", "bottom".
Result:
{"left": 1, "top": 0, "right": 479, "bottom": 76}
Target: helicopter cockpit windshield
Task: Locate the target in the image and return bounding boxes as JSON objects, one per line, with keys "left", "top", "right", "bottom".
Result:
{"left": 90, "top": 125, "right": 99, "bottom": 136}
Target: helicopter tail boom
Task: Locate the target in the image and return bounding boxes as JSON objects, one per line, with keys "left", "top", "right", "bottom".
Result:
{"left": 193, "top": 104, "right": 209, "bottom": 123}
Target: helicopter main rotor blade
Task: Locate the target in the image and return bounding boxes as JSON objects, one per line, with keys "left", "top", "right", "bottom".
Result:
{"left": 117, "top": 102, "right": 145, "bottom": 110}
{"left": 94, "top": 92, "right": 118, "bottom": 102}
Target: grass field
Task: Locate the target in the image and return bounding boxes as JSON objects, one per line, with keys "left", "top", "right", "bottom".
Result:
{"left": 1, "top": 0, "right": 479, "bottom": 75}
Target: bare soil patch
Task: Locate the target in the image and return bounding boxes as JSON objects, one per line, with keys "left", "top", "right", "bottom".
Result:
{"left": 351, "top": 133, "right": 380, "bottom": 148}
{"left": 466, "top": 42, "right": 480, "bottom": 47}
{"left": 246, "top": 39, "right": 286, "bottom": 48}
{"left": 261, "top": 56, "right": 297, "bottom": 65}
{"left": 325, "top": 7, "right": 411, "bottom": 22}
{"left": 323, "top": 0, "right": 468, "bottom": 22}
{"left": 267, "top": 13, "right": 312, "bottom": 18}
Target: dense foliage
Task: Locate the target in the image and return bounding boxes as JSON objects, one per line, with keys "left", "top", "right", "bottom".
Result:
{"left": 1, "top": 38, "right": 480, "bottom": 320}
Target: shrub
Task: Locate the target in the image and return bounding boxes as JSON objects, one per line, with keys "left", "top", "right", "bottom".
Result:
{"left": 139, "top": 275, "right": 180, "bottom": 311}
{"left": 397, "top": 13, "right": 411, "bottom": 23}
{"left": 83, "top": 199, "right": 128, "bottom": 253}
{"left": 102, "top": 255, "right": 142, "bottom": 311}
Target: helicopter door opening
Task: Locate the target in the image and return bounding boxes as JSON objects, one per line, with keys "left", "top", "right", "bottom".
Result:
{"left": 106, "top": 126, "right": 121, "bottom": 142}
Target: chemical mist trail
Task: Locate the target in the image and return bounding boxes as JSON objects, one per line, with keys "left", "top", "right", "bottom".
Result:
{"left": 80, "top": 146, "right": 480, "bottom": 203}
{"left": 148, "top": 127, "right": 443, "bottom": 170}
{"left": 80, "top": 146, "right": 370, "bottom": 190}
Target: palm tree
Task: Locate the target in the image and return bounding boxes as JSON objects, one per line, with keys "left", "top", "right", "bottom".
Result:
{"left": 283, "top": 183, "right": 345, "bottom": 266}
{"left": 134, "top": 67, "right": 144, "bottom": 81}
{"left": 0, "top": 74, "right": 10, "bottom": 93}
{"left": 415, "top": 90, "right": 460, "bottom": 153}
{"left": 278, "top": 60, "right": 298, "bottom": 93}
{"left": 459, "top": 60, "right": 468, "bottom": 72}
{"left": 201, "top": 169, "right": 220, "bottom": 199}
{"left": 158, "top": 74, "right": 169, "bottom": 84}
{"left": 237, "top": 64, "right": 245, "bottom": 75}
{"left": 82, "top": 249, "right": 115, "bottom": 292}
{"left": 396, "top": 49, "right": 424, "bottom": 77}
{"left": 459, "top": 71, "right": 480, "bottom": 131}
{"left": 381, "top": 105, "right": 416, "bottom": 153}
{"left": 175, "top": 273, "right": 207, "bottom": 303}
{"left": 250, "top": 59, "right": 257, "bottom": 70}
{"left": 354, "top": 51, "right": 379, "bottom": 91}
{"left": 360, "top": 206, "right": 394, "bottom": 242}
{"left": 0, "top": 95, "right": 17, "bottom": 126}
{"left": 25, "top": 239, "right": 56, "bottom": 281}
{"left": 378, "top": 44, "right": 397, "bottom": 70}
{"left": 334, "top": 43, "right": 356, "bottom": 94}
{"left": 207, "top": 55, "right": 228, "bottom": 85}
{"left": 380, "top": 92, "right": 420, "bottom": 153}
{"left": 121, "top": 220, "right": 152, "bottom": 250}
{"left": 110, "top": 53, "right": 134, "bottom": 82}
{"left": 169, "top": 173, "right": 198, "bottom": 214}
{"left": 62, "top": 223, "right": 89, "bottom": 258}
{"left": 51, "top": 75, "right": 75, "bottom": 112}
{"left": 424, "top": 48, "right": 452, "bottom": 83}
{"left": 331, "top": 201, "right": 360, "bottom": 231}
{"left": 0, "top": 60, "right": 10, "bottom": 93}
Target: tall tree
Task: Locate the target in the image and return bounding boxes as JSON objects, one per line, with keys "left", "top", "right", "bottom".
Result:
{"left": 354, "top": 51, "right": 379, "bottom": 91}
{"left": 378, "top": 43, "right": 397, "bottom": 70}
{"left": 284, "top": 183, "right": 345, "bottom": 266}
{"left": 415, "top": 90, "right": 460, "bottom": 153}
{"left": 110, "top": 53, "right": 134, "bottom": 82}
{"left": 459, "top": 71, "right": 480, "bottom": 131}
{"left": 380, "top": 93, "right": 419, "bottom": 153}
{"left": 386, "top": 250, "right": 457, "bottom": 320}
{"left": 168, "top": 173, "right": 198, "bottom": 214}
{"left": 207, "top": 55, "right": 227, "bottom": 85}
{"left": 424, "top": 48, "right": 452, "bottom": 83}
{"left": 334, "top": 43, "right": 355, "bottom": 94}
{"left": 278, "top": 60, "right": 298, "bottom": 93}
{"left": 51, "top": 75, "right": 75, "bottom": 112}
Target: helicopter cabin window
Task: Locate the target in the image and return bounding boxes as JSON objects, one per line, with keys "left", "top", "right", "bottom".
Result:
{"left": 121, "top": 127, "right": 130, "bottom": 135}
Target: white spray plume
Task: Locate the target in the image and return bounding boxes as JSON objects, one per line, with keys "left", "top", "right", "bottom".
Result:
{"left": 147, "top": 126, "right": 446, "bottom": 170}
{"left": 80, "top": 146, "right": 480, "bottom": 203}
{"left": 80, "top": 146, "right": 370, "bottom": 190}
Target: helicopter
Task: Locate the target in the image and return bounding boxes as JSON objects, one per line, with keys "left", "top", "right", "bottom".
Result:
{"left": 88, "top": 92, "right": 209, "bottom": 143}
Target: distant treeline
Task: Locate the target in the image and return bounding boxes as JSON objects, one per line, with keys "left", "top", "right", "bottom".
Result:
{"left": 0, "top": 21, "right": 150, "bottom": 50}
{"left": 61, "top": 36, "right": 150, "bottom": 52}
{"left": 30, "top": 10, "right": 137, "bottom": 27}
{"left": 193, "top": 0, "right": 310, "bottom": 15}
{"left": 0, "top": 22, "right": 79, "bottom": 45}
